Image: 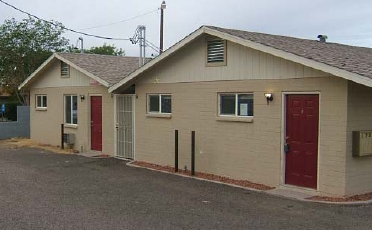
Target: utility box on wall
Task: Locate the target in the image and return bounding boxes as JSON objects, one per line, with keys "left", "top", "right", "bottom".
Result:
{"left": 353, "top": 131, "right": 372, "bottom": 157}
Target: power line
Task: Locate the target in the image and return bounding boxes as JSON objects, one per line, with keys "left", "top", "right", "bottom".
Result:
{"left": 145, "top": 39, "right": 160, "bottom": 50}
{"left": 0, "top": 0, "right": 131, "bottom": 41}
{"left": 80, "top": 8, "right": 159, "bottom": 31}
{"left": 146, "top": 42, "right": 160, "bottom": 54}
{"left": 145, "top": 39, "right": 161, "bottom": 53}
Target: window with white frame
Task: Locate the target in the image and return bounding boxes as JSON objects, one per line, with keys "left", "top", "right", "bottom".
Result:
{"left": 219, "top": 93, "right": 253, "bottom": 117}
{"left": 36, "top": 95, "right": 47, "bottom": 109}
{"left": 61, "top": 61, "right": 69, "bottom": 77}
{"left": 65, "top": 95, "right": 78, "bottom": 125}
{"left": 147, "top": 94, "right": 172, "bottom": 114}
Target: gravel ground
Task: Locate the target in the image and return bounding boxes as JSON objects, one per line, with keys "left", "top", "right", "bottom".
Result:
{"left": 1, "top": 143, "right": 372, "bottom": 230}
{"left": 131, "top": 161, "right": 274, "bottom": 190}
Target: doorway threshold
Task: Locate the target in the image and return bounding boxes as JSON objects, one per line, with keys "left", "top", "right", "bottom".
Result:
{"left": 266, "top": 185, "right": 319, "bottom": 200}
{"left": 78, "top": 150, "right": 111, "bottom": 158}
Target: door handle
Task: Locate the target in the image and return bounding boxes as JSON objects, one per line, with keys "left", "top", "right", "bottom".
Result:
{"left": 284, "top": 143, "right": 290, "bottom": 154}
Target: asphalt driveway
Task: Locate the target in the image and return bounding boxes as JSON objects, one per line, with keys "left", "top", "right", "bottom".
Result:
{"left": 0, "top": 144, "right": 372, "bottom": 230}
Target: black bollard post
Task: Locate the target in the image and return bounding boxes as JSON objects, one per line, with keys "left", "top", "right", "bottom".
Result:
{"left": 191, "top": 131, "right": 195, "bottom": 176}
{"left": 175, "top": 130, "right": 179, "bottom": 172}
{"left": 61, "top": 124, "right": 64, "bottom": 149}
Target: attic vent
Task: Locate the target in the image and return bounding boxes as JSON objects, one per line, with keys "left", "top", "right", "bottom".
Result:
{"left": 207, "top": 39, "right": 226, "bottom": 65}
{"left": 61, "top": 61, "right": 69, "bottom": 77}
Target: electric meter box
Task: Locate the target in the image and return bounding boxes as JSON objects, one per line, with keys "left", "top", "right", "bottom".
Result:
{"left": 352, "top": 131, "right": 372, "bottom": 157}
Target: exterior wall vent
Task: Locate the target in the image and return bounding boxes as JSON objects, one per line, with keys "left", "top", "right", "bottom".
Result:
{"left": 207, "top": 39, "right": 226, "bottom": 64}
{"left": 61, "top": 61, "right": 70, "bottom": 77}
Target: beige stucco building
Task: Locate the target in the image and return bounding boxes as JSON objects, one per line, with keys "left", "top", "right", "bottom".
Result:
{"left": 20, "top": 26, "right": 372, "bottom": 197}
{"left": 19, "top": 53, "right": 139, "bottom": 155}
{"left": 109, "top": 26, "right": 372, "bottom": 197}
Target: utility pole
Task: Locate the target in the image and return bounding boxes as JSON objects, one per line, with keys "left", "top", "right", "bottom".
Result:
{"left": 160, "top": 1, "right": 166, "bottom": 54}
{"left": 130, "top": 25, "right": 146, "bottom": 67}
{"left": 143, "top": 26, "right": 146, "bottom": 64}
{"left": 79, "top": 37, "right": 84, "bottom": 53}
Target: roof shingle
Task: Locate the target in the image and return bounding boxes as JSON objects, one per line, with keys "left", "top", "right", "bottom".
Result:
{"left": 57, "top": 53, "right": 141, "bottom": 86}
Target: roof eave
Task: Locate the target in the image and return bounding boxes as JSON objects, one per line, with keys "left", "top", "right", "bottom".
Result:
{"left": 18, "top": 53, "right": 110, "bottom": 90}
{"left": 18, "top": 54, "right": 57, "bottom": 90}
{"left": 108, "top": 26, "right": 206, "bottom": 93}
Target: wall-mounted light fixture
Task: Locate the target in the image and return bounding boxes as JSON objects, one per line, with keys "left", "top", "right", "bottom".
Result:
{"left": 80, "top": 95, "right": 85, "bottom": 102}
{"left": 264, "top": 93, "right": 273, "bottom": 105}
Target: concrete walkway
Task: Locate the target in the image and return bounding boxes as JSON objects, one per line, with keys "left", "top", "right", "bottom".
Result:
{"left": 266, "top": 186, "right": 318, "bottom": 201}
{"left": 78, "top": 150, "right": 111, "bottom": 158}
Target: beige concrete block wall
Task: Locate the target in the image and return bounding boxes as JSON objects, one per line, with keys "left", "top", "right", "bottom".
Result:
{"left": 135, "top": 76, "right": 348, "bottom": 196}
{"left": 345, "top": 81, "right": 372, "bottom": 195}
{"left": 30, "top": 86, "right": 115, "bottom": 155}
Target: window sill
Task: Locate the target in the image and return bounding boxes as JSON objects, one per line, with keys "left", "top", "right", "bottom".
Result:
{"left": 64, "top": 124, "right": 78, "bottom": 129}
{"left": 216, "top": 116, "right": 253, "bottom": 123}
{"left": 206, "top": 61, "right": 227, "bottom": 67}
{"left": 35, "top": 108, "right": 47, "bottom": 111}
{"left": 146, "top": 113, "right": 172, "bottom": 119}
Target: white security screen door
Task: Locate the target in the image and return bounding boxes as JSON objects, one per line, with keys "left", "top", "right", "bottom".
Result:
{"left": 116, "top": 95, "right": 134, "bottom": 159}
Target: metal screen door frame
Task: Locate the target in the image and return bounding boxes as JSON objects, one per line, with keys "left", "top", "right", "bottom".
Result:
{"left": 114, "top": 94, "right": 135, "bottom": 159}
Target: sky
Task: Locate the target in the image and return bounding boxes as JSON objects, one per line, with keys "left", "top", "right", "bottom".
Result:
{"left": 1, "top": 0, "right": 372, "bottom": 57}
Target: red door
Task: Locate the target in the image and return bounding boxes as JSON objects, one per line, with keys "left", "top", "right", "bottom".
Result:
{"left": 285, "top": 95, "right": 319, "bottom": 189}
{"left": 91, "top": 96, "right": 102, "bottom": 151}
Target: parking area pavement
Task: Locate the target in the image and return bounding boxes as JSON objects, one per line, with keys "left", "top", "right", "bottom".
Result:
{"left": 1, "top": 144, "right": 372, "bottom": 230}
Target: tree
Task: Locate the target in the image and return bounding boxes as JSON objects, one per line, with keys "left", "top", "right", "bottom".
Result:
{"left": 85, "top": 43, "right": 125, "bottom": 56}
{"left": 0, "top": 17, "right": 69, "bottom": 105}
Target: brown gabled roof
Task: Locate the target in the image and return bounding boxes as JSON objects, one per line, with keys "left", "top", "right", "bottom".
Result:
{"left": 110, "top": 25, "right": 372, "bottom": 92}
{"left": 57, "top": 53, "right": 140, "bottom": 86}
{"left": 207, "top": 26, "right": 372, "bottom": 80}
